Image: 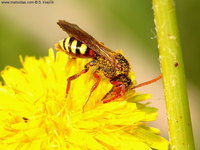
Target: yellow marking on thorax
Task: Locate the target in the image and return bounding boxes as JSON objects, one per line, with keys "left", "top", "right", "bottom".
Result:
{"left": 80, "top": 44, "right": 87, "bottom": 54}
{"left": 71, "top": 39, "right": 77, "bottom": 54}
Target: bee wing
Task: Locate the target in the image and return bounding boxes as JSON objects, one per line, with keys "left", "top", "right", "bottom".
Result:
{"left": 57, "top": 20, "right": 116, "bottom": 63}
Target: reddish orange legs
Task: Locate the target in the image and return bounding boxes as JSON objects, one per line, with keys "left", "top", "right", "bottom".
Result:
{"left": 82, "top": 71, "right": 101, "bottom": 110}
{"left": 66, "top": 69, "right": 88, "bottom": 95}
{"left": 102, "top": 81, "right": 126, "bottom": 103}
{"left": 66, "top": 60, "right": 96, "bottom": 96}
{"left": 65, "top": 61, "right": 102, "bottom": 111}
{"left": 102, "top": 74, "right": 162, "bottom": 103}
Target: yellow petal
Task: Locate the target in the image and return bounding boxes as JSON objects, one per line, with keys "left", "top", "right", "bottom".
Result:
{"left": 0, "top": 49, "right": 168, "bottom": 149}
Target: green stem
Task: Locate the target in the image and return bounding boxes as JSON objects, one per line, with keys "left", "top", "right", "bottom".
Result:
{"left": 152, "top": 0, "right": 195, "bottom": 150}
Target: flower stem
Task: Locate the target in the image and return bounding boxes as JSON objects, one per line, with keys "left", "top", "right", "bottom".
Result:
{"left": 152, "top": 0, "right": 195, "bottom": 149}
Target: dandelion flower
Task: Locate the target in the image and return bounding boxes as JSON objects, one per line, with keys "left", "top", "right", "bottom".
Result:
{"left": 0, "top": 49, "right": 168, "bottom": 150}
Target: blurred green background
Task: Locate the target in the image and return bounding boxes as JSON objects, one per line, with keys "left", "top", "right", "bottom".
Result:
{"left": 0, "top": 0, "right": 199, "bottom": 148}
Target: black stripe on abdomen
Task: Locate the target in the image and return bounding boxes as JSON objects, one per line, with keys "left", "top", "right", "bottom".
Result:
{"left": 63, "top": 38, "right": 67, "bottom": 50}
{"left": 85, "top": 47, "right": 90, "bottom": 56}
{"left": 68, "top": 37, "right": 75, "bottom": 53}
{"left": 76, "top": 40, "right": 82, "bottom": 54}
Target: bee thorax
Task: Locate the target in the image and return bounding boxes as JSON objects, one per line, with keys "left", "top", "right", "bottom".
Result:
{"left": 96, "top": 53, "right": 130, "bottom": 79}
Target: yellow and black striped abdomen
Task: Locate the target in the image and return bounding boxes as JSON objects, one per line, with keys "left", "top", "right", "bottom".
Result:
{"left": 58, "top": 37, "right": 95, "bottom": 57}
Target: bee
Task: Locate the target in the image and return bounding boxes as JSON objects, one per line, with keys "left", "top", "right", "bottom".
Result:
{"left": 55, "top": 20, "right": 161, "bottom": 107}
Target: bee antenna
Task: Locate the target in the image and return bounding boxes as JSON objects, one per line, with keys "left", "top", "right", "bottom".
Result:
{"left": 131, "top": 74, "right": 162, "bottom": 89}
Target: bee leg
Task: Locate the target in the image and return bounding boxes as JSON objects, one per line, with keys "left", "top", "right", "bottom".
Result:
{"left": 82, "top": 71, "right": 101, "bottom": 111}
{"left": 102, "top": 81, "right": 126, "bottom": 103}
{"left": 66, "top": 60, "right": 96, "bottom": 96}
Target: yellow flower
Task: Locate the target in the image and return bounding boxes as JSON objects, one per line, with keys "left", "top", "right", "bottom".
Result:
{"left": 0, "top": 49, "right": 168, "bottom": 150}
